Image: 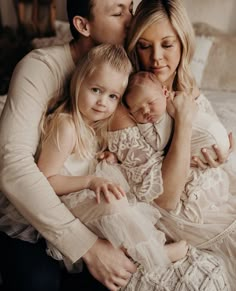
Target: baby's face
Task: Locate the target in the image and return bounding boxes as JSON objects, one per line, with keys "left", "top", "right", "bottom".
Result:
{"left": 126, "top": 85, "right": 167, "bottom": 123}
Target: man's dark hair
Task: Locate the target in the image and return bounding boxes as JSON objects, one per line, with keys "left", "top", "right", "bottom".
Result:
{"left": 67, "top": 0, "right": 94, "bottom": 39}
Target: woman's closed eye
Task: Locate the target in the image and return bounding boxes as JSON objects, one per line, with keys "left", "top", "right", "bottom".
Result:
{"left": 162, "top": 40, "right": 176, "bottom": 48}
{"left": 137, "top": 41, "right": 151, "bottom": 50}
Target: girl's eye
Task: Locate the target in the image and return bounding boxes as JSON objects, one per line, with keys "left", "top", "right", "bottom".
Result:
{"left": 92, "top": 88, "right": 101, "bottom": 93}
{"left": 109, "top": 94, "right": 119, "bottom": 100}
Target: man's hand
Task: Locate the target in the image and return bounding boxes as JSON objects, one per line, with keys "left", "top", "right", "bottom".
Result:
{"left": 82, "top": 239, "right": 136, "bottom": 291}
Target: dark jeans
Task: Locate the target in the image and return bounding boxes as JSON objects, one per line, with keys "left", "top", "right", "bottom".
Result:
{"left": 0, "top": 231, "right": 107, "bottom": 291}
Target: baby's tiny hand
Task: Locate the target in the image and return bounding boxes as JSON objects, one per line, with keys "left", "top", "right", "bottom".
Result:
{"left": 97, "top": 151, "right": 118, "bottom": 164}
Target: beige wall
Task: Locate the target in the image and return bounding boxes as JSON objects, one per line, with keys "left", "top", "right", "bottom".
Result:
{"left": 183, "top": 0, "right": 236, "bottom": 34}
{"left": 134, "top": 0, "right": 236, "bottom": 35}
{"left": 1, "top": 0, "right": 235, "bottom": 34}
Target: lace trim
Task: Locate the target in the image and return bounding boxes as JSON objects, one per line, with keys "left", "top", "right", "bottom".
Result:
{"left": 197, "top": 219, "right": 236, "bottom": 249}
{"left": 108, "top": 127, "right": 164, "bottom": 202}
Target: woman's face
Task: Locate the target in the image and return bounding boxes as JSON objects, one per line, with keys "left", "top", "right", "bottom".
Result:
{"left": 136, "top": 18, "right": 181, "bottom": 90}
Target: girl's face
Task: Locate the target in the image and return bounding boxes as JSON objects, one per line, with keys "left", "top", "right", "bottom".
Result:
{"left": 136, "top": 19, "right": 181, "bottom": 90}
{"left": 78, "top": 63, "right": 128, "bottom": 125}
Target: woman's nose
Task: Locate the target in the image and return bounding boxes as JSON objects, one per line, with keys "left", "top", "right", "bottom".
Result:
{"left": 152, "top": 46, "right": 163, "bottom": 62}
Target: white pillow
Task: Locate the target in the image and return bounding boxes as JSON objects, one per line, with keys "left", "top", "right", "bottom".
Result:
{"left": 191, "top": 36, "right": 213, "bottom": 87}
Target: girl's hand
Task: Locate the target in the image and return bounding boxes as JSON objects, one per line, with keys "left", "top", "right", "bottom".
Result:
{"left": 191, "top": 132, "right": 234, "bottom": 169}
{"left": 98, "top": 151, "right": 118, "bottom": 164}
{"left": 88, "top": 176, "right": 126, "bottom": 203}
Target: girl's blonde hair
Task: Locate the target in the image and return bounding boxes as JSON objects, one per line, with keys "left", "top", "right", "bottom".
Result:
{"left": 126, "top": 0, "right": 196, "bottom": 93}
{"left": 41, "top": 43, "right": 132, "bottom": 159}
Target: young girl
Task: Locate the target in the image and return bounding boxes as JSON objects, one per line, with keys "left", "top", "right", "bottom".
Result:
{"left": 108, "top": 0, "right": 234, "bottom": 289}
{"left": 37, "top": 43, "right": 189, "bottom": 274}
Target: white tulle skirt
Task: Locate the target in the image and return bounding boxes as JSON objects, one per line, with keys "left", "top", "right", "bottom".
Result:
{"left": 61, "top": 160, "right": 170, "bottom": 271}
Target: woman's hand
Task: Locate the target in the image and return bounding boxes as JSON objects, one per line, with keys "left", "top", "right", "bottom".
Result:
{"left": 167, "top": 91, "right": 197, "bottom": 124}
{"left": 88, "top": 176, "right": 126, "bottom": 203}
{"left": 191, "top": 132, "right": 234, "bottom": 169}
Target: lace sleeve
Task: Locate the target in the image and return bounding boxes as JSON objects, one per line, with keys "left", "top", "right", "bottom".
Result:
{"left": 196, "top": 94, "right": 219, "bottom": 120}
{"left": 108, "top": 126, "right": 164, "bottom": 203}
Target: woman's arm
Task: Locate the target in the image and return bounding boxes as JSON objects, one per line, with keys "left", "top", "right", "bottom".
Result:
{"left": 154, "top": 92, "right": 196, "bottom": 210}
{"left": 192, "top": 93, "right": 233, "bottom": 169}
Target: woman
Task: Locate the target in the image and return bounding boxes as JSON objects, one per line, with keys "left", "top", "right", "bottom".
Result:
{"left": 108, "top": 0, "right": 233, "bottom": 289}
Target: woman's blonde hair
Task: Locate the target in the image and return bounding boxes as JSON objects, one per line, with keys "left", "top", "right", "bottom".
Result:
{"left": 126, "top": 0, "right": 196, "bottom": 93}
{"left": 41, "top": 43, "right": 132, "bottom": 159}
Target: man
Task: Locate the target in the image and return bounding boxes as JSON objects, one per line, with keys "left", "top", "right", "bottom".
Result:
{"left": 0, "top": 1, "right": 136, "bottom": 290}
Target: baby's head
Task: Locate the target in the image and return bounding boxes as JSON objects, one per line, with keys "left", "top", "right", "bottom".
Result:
{"left": 123, "top": 71, "right": 167, "bottom": 123}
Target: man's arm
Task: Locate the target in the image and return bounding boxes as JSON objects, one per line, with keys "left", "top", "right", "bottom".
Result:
{"left": 0, "top": 51, "right": 97, "bottom": 262}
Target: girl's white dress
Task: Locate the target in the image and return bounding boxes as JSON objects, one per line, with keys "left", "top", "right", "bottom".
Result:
{"left": 108, "top": 94, "right": 236, "bottom": 289}
{"left": 58, "top": 156, "right": 170, "bottom": 272}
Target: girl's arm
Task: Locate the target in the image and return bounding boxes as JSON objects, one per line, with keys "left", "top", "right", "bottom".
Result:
{"left": 154, "top": 92, "right": 196, "bottom": 210}
{"left": 37, "top": 118, "right": 125, "bottom": 202}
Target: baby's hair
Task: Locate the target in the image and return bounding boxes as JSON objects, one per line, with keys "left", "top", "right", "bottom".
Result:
{"left": 123, "top": 71, "right": 162, "bottom": 109}
{"left": 41, "top": 43, "right": 133, "bottom": 160}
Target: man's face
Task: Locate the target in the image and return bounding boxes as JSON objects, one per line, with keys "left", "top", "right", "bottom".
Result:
{"left": 88, "top": 0, "right": 133, "bottom": 45}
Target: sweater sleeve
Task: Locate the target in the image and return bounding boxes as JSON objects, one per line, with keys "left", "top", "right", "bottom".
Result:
{"left": 0, "top": 49, "right": 97, "bottom": 263}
